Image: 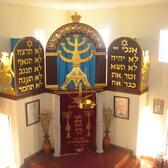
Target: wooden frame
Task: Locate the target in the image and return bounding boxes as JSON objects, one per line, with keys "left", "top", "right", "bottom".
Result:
{"left": 25, "top": 100, "right": 40, "bottom": 126}
{"left": 114, "top": 96, "right": 129, "bottom": 119}
{"left": 153, "top": 99, "right": 164, "bottom": 115}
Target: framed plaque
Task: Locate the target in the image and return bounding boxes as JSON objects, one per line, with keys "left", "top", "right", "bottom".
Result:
{"left": 25, "top": 100, "right": 40, "bottom": 126}
{"left": 114, "top": 96, "right": 129, "bottom": 119}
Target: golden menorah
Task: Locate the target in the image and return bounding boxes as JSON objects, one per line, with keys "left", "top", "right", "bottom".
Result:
{"left": 58, "top": 34, "right": 95, "bottom": 90}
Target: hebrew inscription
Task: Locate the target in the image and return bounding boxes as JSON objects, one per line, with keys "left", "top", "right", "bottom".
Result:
{"left": 108, "top": 37, "right": 142, "bottom": 93}
{"left": 14, "top": 37, "right": 44, "bottom": 95}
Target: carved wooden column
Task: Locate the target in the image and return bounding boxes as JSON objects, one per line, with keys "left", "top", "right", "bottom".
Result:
{"left": 96, "top": 92, "right": 104, "bottom": 153}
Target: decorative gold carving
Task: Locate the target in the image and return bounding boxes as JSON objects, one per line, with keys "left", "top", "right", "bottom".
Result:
{"left": 84, "top": 110, "right": 92, "bottom": 137}
{"left": 141, "top": 50, "right": 150, "bottom": 90}
{"left": 46, "top": 23, "right": 104, "bottom": 51}
{"left": 71, "top": 12, "right": 81, "bottom": 23}
{"left": 58, "top": 34, "right": 95, "bottom": 89}
{"left": 74, "top": 114, "right": 83, "bottom": 135}
{"left": 0, "top": 52, "right": 15, "bottom": 95}
{"left": 63, "top": 111, "right": 72, "bottom": 139}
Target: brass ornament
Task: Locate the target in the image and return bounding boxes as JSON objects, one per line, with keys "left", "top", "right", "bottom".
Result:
{"left": 0, "top": 52, "right": 15, "bottom": 95}
{"left": 76, "top": 83, "right": 96, "bottom": 110}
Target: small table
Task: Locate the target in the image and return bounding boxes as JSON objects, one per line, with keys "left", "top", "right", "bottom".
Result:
{"left": 153, "top": 155, "right": 168, "bottom": 168}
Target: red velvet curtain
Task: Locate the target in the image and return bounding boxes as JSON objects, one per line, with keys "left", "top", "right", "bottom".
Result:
{"left": 60, "top": 93, "right": 96, "bottom": 154}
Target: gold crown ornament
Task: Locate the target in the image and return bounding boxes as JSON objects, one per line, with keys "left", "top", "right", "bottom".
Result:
{"left": 71, "top": 12, "right": 81, "bottom": 23}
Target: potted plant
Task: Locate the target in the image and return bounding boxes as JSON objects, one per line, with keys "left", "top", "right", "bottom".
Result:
{"left": 40, "top": 111, "right": 53, "bottom": 154}
{"left": 103, "top": 107, "right": 113, "bottom": 149}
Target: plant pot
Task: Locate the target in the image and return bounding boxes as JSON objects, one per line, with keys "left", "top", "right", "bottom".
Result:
{"left": 103, "top": 131, "right": 111, "bottom": 150}
{"left": 43, "top": 135, "right": 52, "bottom": 154}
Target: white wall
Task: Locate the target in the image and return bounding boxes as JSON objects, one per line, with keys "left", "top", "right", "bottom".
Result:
{"left": 0, "top": 3, "right": 67, "bottom": 53}
{"left": 136, "top": 92, "right": 164, "bottom": 157}
{"left": 0, "top": 97, "right": 20, "bottom": 168}
{"left": 103, "top": 91, "right": 147, "bottom": 154}
{"left": 15, "top": 93, "right": 53, "bottom": 164}
{"left": 0, "top": 93, "right": 59, "bottom": 167}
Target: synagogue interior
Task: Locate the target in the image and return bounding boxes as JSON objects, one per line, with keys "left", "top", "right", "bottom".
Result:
{"left": 0, "top": 0, "right": 168, "bottom": 168}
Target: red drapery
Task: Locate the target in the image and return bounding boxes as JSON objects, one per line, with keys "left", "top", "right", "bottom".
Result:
{"left": 60, "top": 93, "right": 96, "bottom": 154}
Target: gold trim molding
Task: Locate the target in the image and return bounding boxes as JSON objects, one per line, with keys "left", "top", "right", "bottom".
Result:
{"left": 45, "top": 85, "right": 58, "bottom": 88}
{"left": 46, "top": 51, "right": 106, "bottom": 57}
{"left": 46, "top": 52, "right": 58, "bottom": 57}
{"left": 46, "top": 23, "right": 105, "bottom": 51}
{"left": 95, "top": 52, "right": 106, "bottom": 56}
{"left": 95, "top": 83, "right": 107, "bottom": 87}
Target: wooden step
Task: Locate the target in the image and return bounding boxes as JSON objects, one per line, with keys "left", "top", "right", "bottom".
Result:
{"left": 24, "top": 145, "right": 135, "bottom": 168}
{"left": 114, "top": 153, "right": 130, "bottom": 168}
{"left": 140, "top": 155, "right": 153, "bottom": 168}
{"left": 120, "top": 157, "right": 140, "bottom": 168}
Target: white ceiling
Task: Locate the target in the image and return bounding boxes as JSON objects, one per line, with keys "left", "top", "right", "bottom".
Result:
{"left": 0, "top": 0, "right": 167, "bottom": 10}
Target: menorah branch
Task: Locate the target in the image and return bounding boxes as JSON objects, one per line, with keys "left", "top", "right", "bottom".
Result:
{"left": 66, "top": 38, "right": 75, "bottom": 47}
{"left": 61, "top": 43, "right": 74, "bottom": 55}
{"left": 80, "top": 51, "right": 95, "bottom": 63}
{"left": 78, "top": 37, "right": 87, "bottom": 47}
{"left": 58, "top": 51, "right": 72, "bottom": 63}
{"left": 79, "top": 43, "right": 91, "bottom": 54}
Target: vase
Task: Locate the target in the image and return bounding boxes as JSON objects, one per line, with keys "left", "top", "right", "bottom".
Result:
{"left": 43, "top": 135, "right": 52, "bottom": 154}
{"left": 103, "top": 131, "right": 111, "bottom": 150}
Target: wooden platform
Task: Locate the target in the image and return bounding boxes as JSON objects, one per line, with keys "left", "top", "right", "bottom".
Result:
{"left": 24, "top": 147, "right": 140, "bottom": 168}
